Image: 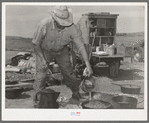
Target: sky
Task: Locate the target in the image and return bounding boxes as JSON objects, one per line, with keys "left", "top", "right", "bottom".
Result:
{"left": 5, "top": 3, "right": 146, "bottom": 38}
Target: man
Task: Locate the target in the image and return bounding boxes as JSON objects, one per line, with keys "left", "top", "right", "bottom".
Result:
{"left": 32, "top": 6, "right": 93, "bottom": 106}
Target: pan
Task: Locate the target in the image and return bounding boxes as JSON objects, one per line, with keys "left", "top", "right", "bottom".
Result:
{"left": 81, "top": 100, "right": 113, "bottom": 109}
{"left": 80, "top": 92, "right": 113, "bottom": 109}
{"left": 111, "top": 83, "right": 141, "bottom": 94}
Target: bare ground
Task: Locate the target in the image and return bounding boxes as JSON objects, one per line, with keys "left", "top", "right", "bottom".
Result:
{"left": 5, "top": 58, "right": 144, "bottom": 109}
{"left": 5, "top": 34, "right": 145, "bottom": 109}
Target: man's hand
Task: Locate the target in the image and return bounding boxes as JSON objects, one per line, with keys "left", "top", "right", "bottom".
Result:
{"left": 83, "top": 66, "right": 93, "bottom": 77}
{"left": 41, "top": 59, "right": 48, "bottom": 70}
{"left": 86, "top": 66, "right": 93, "bottom": 77}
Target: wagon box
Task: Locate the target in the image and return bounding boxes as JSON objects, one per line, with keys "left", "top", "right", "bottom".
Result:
{"left": 77, "top": 12, "right": 124, "bottom": 78}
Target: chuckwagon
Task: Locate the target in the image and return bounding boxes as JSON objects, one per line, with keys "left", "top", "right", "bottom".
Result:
{"left": 72, "top": 12, "right": 124, "bottom": 78}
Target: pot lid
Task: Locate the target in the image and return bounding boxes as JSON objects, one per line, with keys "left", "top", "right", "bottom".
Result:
{"left": 41, "top": 88, "right": 57, "bottom": 93}
{"left": 122, "top": 84, "right": 141, "bottom": 89}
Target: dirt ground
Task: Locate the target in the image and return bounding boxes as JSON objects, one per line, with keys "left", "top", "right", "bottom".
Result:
{"left": 5, "top": 57, "right": 145, "bottom": 109}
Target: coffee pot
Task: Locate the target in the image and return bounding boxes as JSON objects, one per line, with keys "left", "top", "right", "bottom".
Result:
{"left": 39, "top": 88, "right": 60, "bottom": 108}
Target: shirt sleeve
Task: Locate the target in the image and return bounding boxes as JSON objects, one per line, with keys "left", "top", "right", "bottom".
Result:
{"left": 70, "top": 24, "right": 85, "bottom": 50}
{"left": 32, "top": 18, "right": 49, "bottom": 45}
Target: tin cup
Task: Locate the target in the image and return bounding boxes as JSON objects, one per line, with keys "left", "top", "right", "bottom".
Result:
{"left": 96, "top": 46, "right": 100, "bottom": 53}
{"left": 103, "top": 44, "right": 107, "bottom": 52}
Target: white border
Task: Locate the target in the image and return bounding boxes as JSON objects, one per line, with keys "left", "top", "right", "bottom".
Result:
{"left": 1, "top": 2, "right": 147, "bottom": 6}
{"left": 2, "top": 2, "right": 148, "bottom": 121}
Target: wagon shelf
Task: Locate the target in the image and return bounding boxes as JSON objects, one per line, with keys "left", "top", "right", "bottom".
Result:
{"left": 82, "top": 12, "right": 124, "bottom": 77}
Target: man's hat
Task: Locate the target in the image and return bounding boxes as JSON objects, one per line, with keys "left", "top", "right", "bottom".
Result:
{"left": 49, "top": 6, "right": 73, "bottom": 26}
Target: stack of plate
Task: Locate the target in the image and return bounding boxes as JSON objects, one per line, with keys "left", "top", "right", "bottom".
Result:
{"left": 92, "top": 51, "right": 109, "bottom": 56}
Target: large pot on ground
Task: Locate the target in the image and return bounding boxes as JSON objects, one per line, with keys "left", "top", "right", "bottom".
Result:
{"left": 111, "top": 95, "right": 138, "bottom": 109}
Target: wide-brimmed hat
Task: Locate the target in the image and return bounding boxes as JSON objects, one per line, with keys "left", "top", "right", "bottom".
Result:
{"left": 49, "top": 6, "right": 73, "bottom": 26}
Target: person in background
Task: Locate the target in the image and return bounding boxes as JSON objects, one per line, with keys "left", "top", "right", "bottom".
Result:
{"left": 32, "top": 5, "right": 93, "bottom": 107}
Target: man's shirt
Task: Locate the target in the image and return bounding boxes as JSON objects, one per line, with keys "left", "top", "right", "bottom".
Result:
{"left": 32, "top": 17, "right": 84, "bottom": 52}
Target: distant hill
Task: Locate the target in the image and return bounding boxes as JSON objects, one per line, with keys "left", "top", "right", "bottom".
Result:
{"left": 6, "top": 36, "right": 34, "bottom": 52}
{"left": 6, "top": 32, "right": 144, "bottom": 51}
{"left": 127, "top": 32, "right": 144, "bottom": 36}
{"left": 6, "top": 36, "right": 33, "bottom": 40}
{"left": 116, "top": 32, "right": 144, "bottom": 36}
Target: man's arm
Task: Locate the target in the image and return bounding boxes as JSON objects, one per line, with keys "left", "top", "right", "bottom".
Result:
{"left": 70, "top": 24, "right": 93, "bottom": 76}
{"left": 32, "top": 22, "right": 48, "bottom": 69}
{"left": 33, "top": 44, "right": 46, "bottom": 62}
{"left": 33, "top": 44, "right": 48, "bottom": 70}
{"left": 79, "top": 45, "right": 93, "bottom": 76}
{"left": 32, "top": 17, "right": 50, "bottom": 60}
{"left": 79, "top": 46, "right": 91, "bottom": 68}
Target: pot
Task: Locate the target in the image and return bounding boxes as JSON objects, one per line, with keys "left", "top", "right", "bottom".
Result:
{"left": 111, "top": 95, "right": 138, "bottom": 109}
{"left": 111, "top": 83, "right": 141, "bottom": 94}
{"left": 81, "top": 100, "right": 113, "bottom": 109}
{"left": 38, "top": 88, "right": 60, "bottom": 108}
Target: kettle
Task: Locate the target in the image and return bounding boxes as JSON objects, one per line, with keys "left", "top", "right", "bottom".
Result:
{"left": 39, "top": 88, "right": 60, "bottom": 108}
{"left": 52, "top": 64, "right": 60, "bottom": 73}
{"left": 49, "top": 61, "right": 60, "bottom": 73}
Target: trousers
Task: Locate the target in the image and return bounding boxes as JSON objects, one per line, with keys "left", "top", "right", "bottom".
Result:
{"left": 33, "top": 46, "right": 81, "bottom": 102}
